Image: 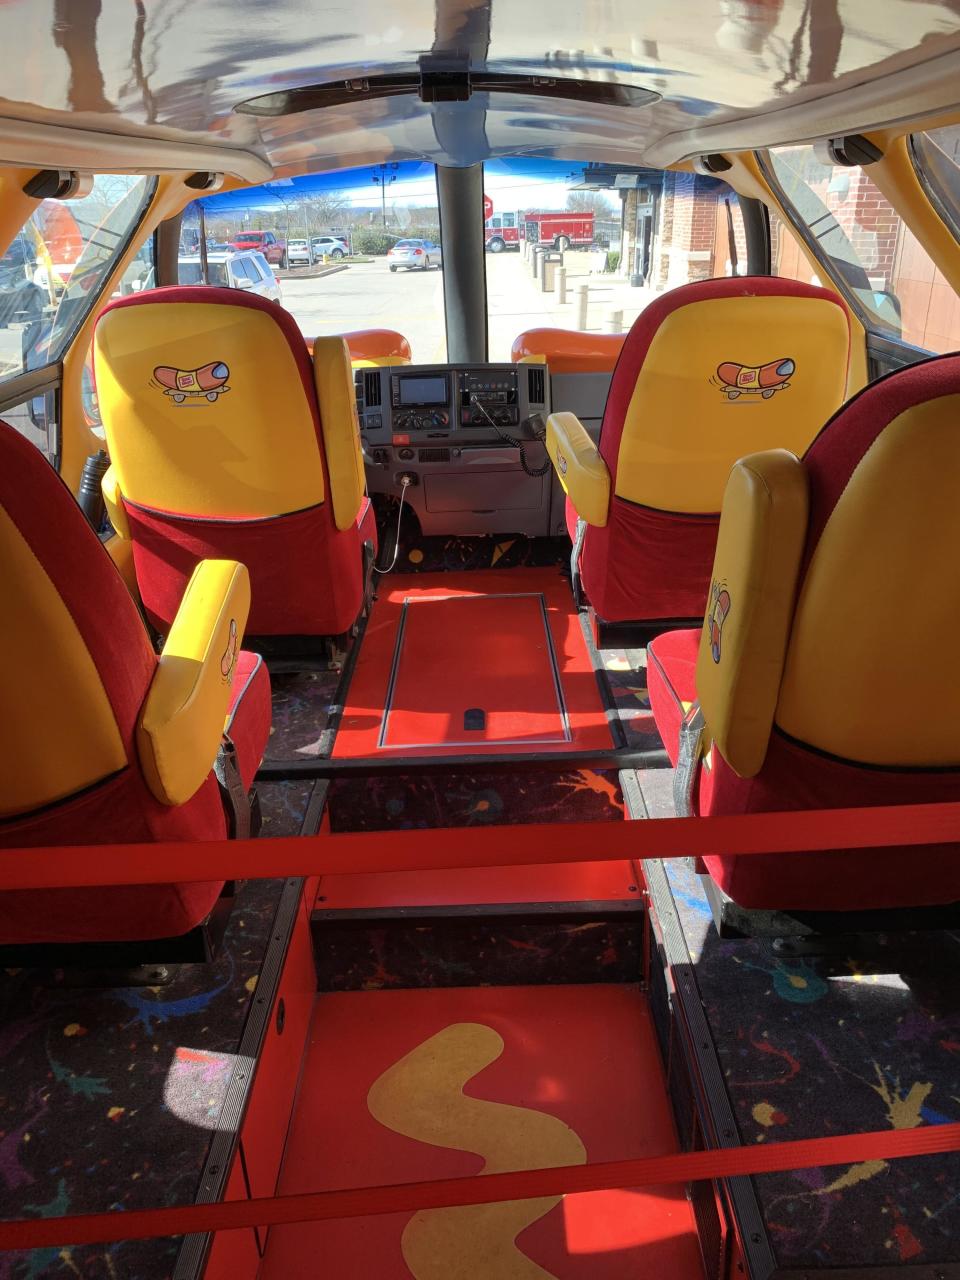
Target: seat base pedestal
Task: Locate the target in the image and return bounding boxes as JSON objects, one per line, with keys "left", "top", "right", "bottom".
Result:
{"left": 700, "top": 870, "right": 960, "bottom": 942}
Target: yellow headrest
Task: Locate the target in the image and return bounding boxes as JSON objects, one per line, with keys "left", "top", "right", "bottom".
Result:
{"left": 777, "top": 394, "right": 960, "bottom": 767}
{"left": 95, "top": 300, "right": 327, "bottom": 520}
{"left": 696, "top": 451, "right": 809, "bottom": 777}
{"left": 616, "top": 294, "right": 849, "bottom": 513}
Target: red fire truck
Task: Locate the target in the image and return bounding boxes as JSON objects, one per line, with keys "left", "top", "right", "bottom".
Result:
{"left": 484, "top": 209, "right": 595, "bottom": 252}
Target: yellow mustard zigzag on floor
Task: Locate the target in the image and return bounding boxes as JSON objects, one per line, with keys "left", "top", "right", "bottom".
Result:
{"left": 367, "top": 1022, "right": 587, "bottom": 1279}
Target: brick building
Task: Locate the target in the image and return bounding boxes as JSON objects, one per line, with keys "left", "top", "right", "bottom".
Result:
{"left": 618, "top": 171, "right": 747, "bottom": 288}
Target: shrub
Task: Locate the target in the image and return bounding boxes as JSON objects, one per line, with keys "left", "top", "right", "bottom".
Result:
{"left": 606, "top": 250, "right": 621, "bottom": 273}
{"left": 351, "top": 228, "right": 398, "bottom": 255}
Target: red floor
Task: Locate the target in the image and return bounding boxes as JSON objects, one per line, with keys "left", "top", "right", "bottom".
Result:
{"left": 259, "top": 985, "right": 705, "bottom": 1279}
{"left": 315, "top": 858, "right": 640, "bottom": 912}
{"left": 334, "top": 569, "right": 613, "bottom": 758}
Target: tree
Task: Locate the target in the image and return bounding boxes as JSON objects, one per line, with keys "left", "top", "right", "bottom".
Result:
{"left": 300, "top": 191, "right": 350, "bottom": 231}
{"left": 566, "top": 190, "right": 617, "bottom": 219}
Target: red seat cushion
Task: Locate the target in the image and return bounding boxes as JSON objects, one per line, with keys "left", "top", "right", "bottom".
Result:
{"left": 647, "top": 629, "right": 701, "bottom": 766}
{"left": 227, "top": 651, "right": 272, "bottom": 792}
{"left": 125, "top": 501, "right": 363, "bottom": 636}
{"left": 0, "top": 652, "right": 271, "bottom": 947}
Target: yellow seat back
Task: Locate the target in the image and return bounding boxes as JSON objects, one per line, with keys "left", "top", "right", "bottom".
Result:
{"left": 777, "top": 392, "right": 960, "bottom": 768}
{"left": 609, "top": 280, "right": 849, "bottom": 514}
{"left": 95, "top": 294, "right": 327, "bottom": 520}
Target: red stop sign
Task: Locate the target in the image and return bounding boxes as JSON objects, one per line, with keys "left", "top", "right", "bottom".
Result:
{"left": 483, "top": 193, "right": 493, "bottom": 221}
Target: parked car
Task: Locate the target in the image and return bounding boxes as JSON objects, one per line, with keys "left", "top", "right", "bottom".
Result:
{"left": 387, "top": 238, "right": 442, "bottom": 271}
{"left": 311, "top": 235, "right": 348, "bottom": 259}
{"left": 227, "top": 230, "right": 286, "bottom": 266}
{"left": 177, "top": 251, "right": 282, "bottom": 303}
{"left": 287, "top": 238, "right": 314, "bottom": 266}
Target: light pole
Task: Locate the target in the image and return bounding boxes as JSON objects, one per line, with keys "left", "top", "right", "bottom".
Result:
{"left": 371, "top": 163, "right": 399, "bottom": 228}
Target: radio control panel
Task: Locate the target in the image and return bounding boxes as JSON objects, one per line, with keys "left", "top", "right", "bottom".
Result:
{"left": 356, "top": 363, "right": 541, "bottom": 445}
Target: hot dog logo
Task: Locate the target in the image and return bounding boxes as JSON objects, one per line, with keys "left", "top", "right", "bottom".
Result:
{"left": 152, "top": 361, "right": 230, "bottom": 404}
{"left": 714, "top": 357, "right": 795, "bottom": 400}
{"left": 220, "top": 618, "right": 239, "bottom": 680}
{"left": 707, "top": 579, "right": 731, "bottom": 663}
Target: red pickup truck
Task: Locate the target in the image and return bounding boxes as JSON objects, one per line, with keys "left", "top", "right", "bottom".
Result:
{"left": 228, "top": 230, "right": 287, "bottom": 266}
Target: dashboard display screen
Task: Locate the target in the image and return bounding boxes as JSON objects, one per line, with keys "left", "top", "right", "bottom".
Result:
{"left": 398, "top": 375, "right": 448, "bottom": 405}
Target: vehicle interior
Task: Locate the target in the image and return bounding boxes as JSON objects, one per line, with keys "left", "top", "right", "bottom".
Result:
{"left": 2, "top": 3, "right": 960, "bottom": 1278}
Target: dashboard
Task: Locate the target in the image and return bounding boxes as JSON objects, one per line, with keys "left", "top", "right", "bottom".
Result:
{"left": 355, "top": 362, "right": 560, "bottom": 538}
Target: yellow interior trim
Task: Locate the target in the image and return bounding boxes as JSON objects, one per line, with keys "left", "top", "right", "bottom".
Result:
{"left": 546, "top": 411, "right": 610, "bottom": 527}
{"left": 137, "top": 559, "right": 251, "bottom": 806}
{"left": 101, "top": 464, "right": 130, "bottom": 540}
{"left": 696, "top": 450, "right": 809, "bottom": 778}
{"left": 102, "top": 532, "right": 139, "bottom": 596}
{"left": 777, "top": 395, "right": 960, "bottom": 766}
{"left": 866, "top": 134, "right": 960, "bottom": 295}
{"left": 0, "top": 506, "right": 127, "bottom": 816}
{"left": 614, "top": 294, "right": 848, "bottom": 513}
{"left": 351, "top": 355, "right": 411, "bottom": 368}
{"left": 313, "top": 335, "right": 366, "bottom": 531}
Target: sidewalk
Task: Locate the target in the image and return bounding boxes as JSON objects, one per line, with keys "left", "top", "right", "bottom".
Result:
{"left": 487, "top": 250, "right": 660, "bottom": 360}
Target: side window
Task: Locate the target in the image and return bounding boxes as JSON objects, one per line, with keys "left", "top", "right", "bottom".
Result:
{"left": 177, "top": 201, "right": 204, "bottom": 284}
{"left": 0, "top": 174, "right": 156, "bottom": 388}
{"left": 1, "top": 388, "right": 59, "bottom": 466}
{"left": 769, "top": 206, "right": 821, "bottom": 286}
{"left": 502, "top": 213, "right": 516, "bottom": 229}
{"left": 491, "top": 216, "right": 502, "bottom": 229}
{"left": 765, "top": 143, "right": 960, "bottom": 352}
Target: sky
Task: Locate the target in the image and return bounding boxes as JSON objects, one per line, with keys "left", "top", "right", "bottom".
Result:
{"left": 200, "top": 158, "right": 607, "bottom": 218}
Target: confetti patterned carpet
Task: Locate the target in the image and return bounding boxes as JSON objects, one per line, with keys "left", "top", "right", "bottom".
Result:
{"left": 10, "top": 590, "right": 956, "bottom": 1278}
{"left": 0, "top": 781, "right": 310, "bottom": 1280}
{"left": 656, "top": 808, "right": 960, "bottom": 1271}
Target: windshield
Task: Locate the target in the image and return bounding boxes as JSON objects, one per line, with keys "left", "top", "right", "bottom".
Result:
{"left": 483, "top": 157, "right": 745, "bottom": 361}
{"left": 197, "top": 163, "right": 445, "bottom": 360}
{"left": 178, "top": 259, "right": 229, "bottom": 287}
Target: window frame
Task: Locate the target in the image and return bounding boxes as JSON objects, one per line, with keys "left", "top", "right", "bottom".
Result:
{"left": 756, "top": 149, "right": 905, "bottom": 338}
{"left": 908, "top": 131, "right": 960, "bottom": 246}
{"left": 16, "top": 174, "right": 159, "bottom": 386}
{"left": 0, "top": 364, "right": 62, "bottom": 470}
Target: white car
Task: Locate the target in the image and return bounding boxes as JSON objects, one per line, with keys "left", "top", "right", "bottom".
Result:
{"left": 287, "top": 238, "right": 314, "bottom": 266}
{"left": 177, "top": 251, "right": 282, "bottom": 303}
{"left": 387, "top": 238, "right": 442, "bottom": 271}
{"left": 311, "top": 236, "right": 348, "bottom": 259}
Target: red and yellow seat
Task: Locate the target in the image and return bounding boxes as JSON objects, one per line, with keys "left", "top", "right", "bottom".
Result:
{"left": 648, "top": 353, "right": 960, "bottom": 912}
{"left": 545, "top": 277, "right": 850, "bottom": 630}
{"left": 0, "top": 420, "right": 270, "bottom": 945}
{"left": 95, "top": 286, "right": 376, "bottom": 637}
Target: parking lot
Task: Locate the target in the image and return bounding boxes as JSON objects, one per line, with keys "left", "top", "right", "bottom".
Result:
{"left": 279, "top": 251, "right": 657, "bottom": 363}
{"left": 0, "top": 251, "right": 658, "bottom": 382}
